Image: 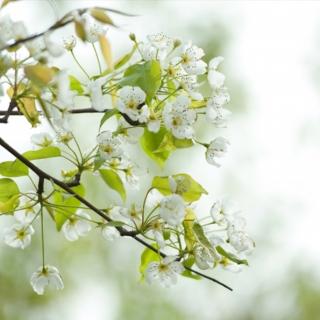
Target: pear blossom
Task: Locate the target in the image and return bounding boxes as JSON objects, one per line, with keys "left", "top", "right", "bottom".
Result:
{"left": 44, "top": 34, "right": 64, "bottom": 57}
{"left": 0, "top": 53, "right": 13, "bottom": 75}
{"left": 63, "top": 35, "right": 76, "bottom": 51}
{"left": 179, "top": 43, "right": 207, "bottom": 75}
{"left": 194, "top": 245, "right": 213, "bottom": 270}
{"left": 149, "top": 220, "right": 165, "bottom": 248}
{"left": 206, "top": 137, "right": 230, "bottom": 167}
{"left": 117, "top": 118, "right": 144, "bottom": 144}
{"left": 139, "top": 42, "right": 157, "bottom": 61}
{"left": 147, "top": 33, "right": 174, "bottom": 51}
{"left": 210, "top": 199, "right": 237, "bottom": 225}
{"left": 61, "top": 211, "right": 92, "bottom": 241}
{"left": 87, "top": 78, "right": 107, "bottom": 111}
{"left": 97, "top": 130, "right": 123, "bottom": 160}
{"left": 56, "top": 70, "right": 75, "bottom": 108}
{"left": 86, "top": 23, "right": 107, "bottom": 43}
{"left": 228, "top": 230, "right": 254, "bottom": 254}
{"left": 159, "top": 194, "right": 185, "bottom": 226}
{"left": 0, "top": 15, "right": 14, "bottom": 47}
{"left": 145, "top": 256, "right": 184, "bottom": 287}
{"left": 147, "top": 112, "right": 161, "bottom": 133}
{"left": 163, "top": 95, "right": 196, "bottom": 139}
{"left": 31, "top": 132, "right": 54, "bottom": 148}
{"left": 4, "top": 224, "right": 34, "bottom": 249}
{"left": 30, "top": 265, "right": 64, "bottom": 295}
{"left": 14, "top": 198, "right": 39, "bottom": 224}
{"left": 117, "top": 86, "right": 147, "bottom": 122}
{"left": 208, "top": 56, "right": 226, "bottom": 89}
{"left": 101, "top": 225, "right": 120, "bottom": 241}
{"left": 24, "top": 37, "right": 46, "bottom": 59}
{"left": 120, "top": 204, "right": 142, "bottom": 225}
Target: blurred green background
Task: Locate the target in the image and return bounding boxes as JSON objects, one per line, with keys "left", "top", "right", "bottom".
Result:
{"left": 1, "top": 0, "right": 320, "bottom": 319}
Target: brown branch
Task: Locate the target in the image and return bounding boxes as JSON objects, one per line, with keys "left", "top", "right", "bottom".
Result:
{"left": 0, "top": 137, "right": 232, "bottom": 291}
{"left": 0, "top": 99, "right": 17, "bottom": 123}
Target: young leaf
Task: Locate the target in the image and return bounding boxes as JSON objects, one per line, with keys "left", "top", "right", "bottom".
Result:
{"left": 181, "top": 256, "right": 201, "bottom": 280}
{"left": 0, "top": 161, "right": 29, "bottom": 177}
{"left": 90, "top": 8, "right": 114, "bottom": 25}
{"left": 114, "top": 46, "right": 136, "bottom": 69}
{"left": 99, "top": 169, "right": 126, "bottom": 201}
{"left": 216, "top": 246, "right": 249, "bottom": 266}
{"left": 24, "top": 64, "right": 55, "bottom": 87}
{"left": 140, "top": 127, "right": 171, "bottom": 167}
{"left": 152, "top": 173, "right": 208, "bottom": 202}
{"left": 74, "top": 20, "right": 86, "bottom": 41}
{"left": 99, "top": 108, "right": 118, "bottom": 129}
{"left": 121, "top": 60, "right": 161, "bottom": 104}
{"left": 99, "top": 35, "right": 113, "bottom": 70}
{"left": 193, "top": 222, "right": 213, "bottom": 250}
{"left": 139, "top": 244, "right": 159, "bottom": 280}
{"left": 53, "top": 184, "right": 85, "bottom": 231}
{"left": 22, "top": 147, "right": 61, "bottom": 160}
{"left": 0, "top": 178, "right": 20, "bottom": 213}
{"left": 183, "top": 209, "right": 197, "bottom": 251}
{"left": 69, "top": 75, "right": 84, "bottom": 94}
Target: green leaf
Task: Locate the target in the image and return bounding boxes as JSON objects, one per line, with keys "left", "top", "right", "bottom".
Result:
{"left": 140, "top": 127, "right": 171, "bottom": 167}
{"left": 0, "top": 178, "right": 20, "bottom": 213}
{"left": 121, "top": 60, "right": 161, "bottom": 104}
{"left": 193, "top": 222, "right": 213, "bottom": 250}
{"left": 216, "top": 246, "right": 249, "bottom": 266}
{"left": 172, "top": 137, "right": 194, "bottom": 148}
{"left": 152, "top": 173, "right": 208, "bottom": 202}
{"left": 183, "top": 209, "right": 197, "bottom": 251}
{"left": 106, "top": 221, "right": 125, "bottom": 227}
{"left": 69, "top": 75, "right": 84, "bottom": 94}
{"left": 99, "top": 169, "right": 126, "bottom": 201}
{"left": 114, "top": 46, "right": 136, "bottom": 69}
{"left": 139, "top": 244, "right": 159, "bottom": 281}
{"left": 0, "top": 160, "right": 29, "bottom": 177}
{"left": 53, "top": 184, "right": 85, "bottom": 231}
{"left": 99, "top": 109, "right": 118, "bottom": 129}
{"left": 181, "top": 256, "right": 201, "bottom": 280}
{"left": 23, "top": 147, "right": 61, "bottom": 160}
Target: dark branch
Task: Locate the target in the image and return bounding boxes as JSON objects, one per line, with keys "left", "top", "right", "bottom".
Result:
{"left": 0, "top": 99, "right": 17, "bottom": 123}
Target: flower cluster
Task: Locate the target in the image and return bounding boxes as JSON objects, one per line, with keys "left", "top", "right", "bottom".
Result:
{"left": 0, "top": 6, "right": 252, "bottom": 295}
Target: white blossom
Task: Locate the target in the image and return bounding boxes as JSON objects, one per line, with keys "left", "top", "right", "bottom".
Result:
{"left": 97, "top": 130, "right": 123, "bottom": 160}
{"left": 208, "top": 56, "right": 226, "bottom": 89}
{"left": 30, "top": 265, "right": 64, "bottom": 295}
{"left": 163, "top": 95, "right": 196, "bottom": 139}
{"left": 138, "top": 42, "right": 157, "bottom": 61}
{"left": 87, "top": 78, "right": 107, "bottom": 111}
{"left": 149, "top": 220, "right": 165, "bottom": 248}
{"left": 14, "top": 197, "right": 39, "bottom": 224}
{"left": 56, "top": 70, "right": 75, "bottom": 108}
{"left": 25, "top": 37, "right": 46, "bottom": 59}
{"left": 117, "top": 118, "right": 144, "bottom": 144}
{"left": 210, "top": 199, "right": 237, "bottom": 225}
{"left": 62, "top": 211, "right": 91, "bottom": 241}
{"left": 44, "top": 34, "right": 64, "bottom": 57}
{"left": 120, "top": 204, "right": 142, "bottom": 226}
{"left": 194, "top": 245, "right": 213, "bottom": 270}
{"left": 228, "top": 230, "right": 254, "bottom": 254}
{"left": 4, "top": 224, "right": 34, "bottom": 249}
{"left": 206, "top": 137, "right": 230, "bottom": 167}
{"left": 0, "top": 15, "right": 14, "bottom": 47}
{"left": 63, "top": 35, "right": 76, "bottom": 51}
{"left": 117, "top": 86, "right": 147, "bottom": 122}
{"left": 159, "top": 194, "right": 185, "bottom": 226}
{"left": 145, "top": 256, "right": 184, "bottom": 287}
{"left": 31, "top": 132, "right": 54, "bottom": 148}
{"left": 147, "top": 33, "right": 174, "bottom": 51}
{"left": 179, "top": 43, "right": 207, "bottom": 75}
{"left": 101, "top": 225, "right": 120, "bottom": 241}
{"left": 86, "top": 23, "right": 107, "bottom": 43}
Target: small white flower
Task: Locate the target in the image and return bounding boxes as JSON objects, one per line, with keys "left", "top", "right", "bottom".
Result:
{"left": 4, "top": 224, "right": 34, "bottom": 249}
{"left": 31, "top": 132, "right": 54, "bottom": 148}
{"left": 149, "top": 220, "right": 165, "bottom": 248}
{"left": 139, "top": 42, "right": 157, "bottom": 61}
{"left": 179, "top": 43, "right": 207, "bottom": 75}
{"left": 14, "top": 197, "right": 39, "bottom": 224}
{"left": 206, "top": 89, "right": 231, "bottom": 127}
{"left": 62, "top": 211, "right": 91, "bottom": 241}
{"left": 210, "top": 199, "right": 236, "bottom": 225}
{"left": 86, "top": 23, "right": 107, "bottom": 43}
{"left": 56, "top": 70, "right": 75, "bottom": 108}
{"left": 101, "top": 225, "right": 120, "bottom": 241}
{"left": 147, "top": 33, "right": 174, "bottom": 51}
{"left": 117, "top": 118, "right": 144, "bottom": 144}
{"left": 30, "top": 265, "right": 64, "bottom": 295}
{"left": 145, "top": 256, "right": 184, "bottom": 287}
{"left": 121, "top": 204, "right": 142, "bottom": 226}
{"left": 163, "top": 95, "right": 196, "bottom": 139}
{"left": 0, "top": 15, "right": 14, "bottom": 47}
{"left": 12, "top": 21, "right": 28, "bottom": 40}
{"left": 206, "top": 137, "right": 230, "bottom": 167}
{"left": 87, "top": 78, "right": 107, "bottom": 111}
{"left": 63, "top": 35, "right": 76, "bottom": 51}
{"left": 228, "top": 230, "right": 254, "bottom": 254}
{"left": 147, "top": 116, "right": 161, "bottom": 133}
{"left": 194, "top": 245, "right": 213, "bottom": 270}
{"left": 24, "top": 37, "right": 46, "bottom": 59}
{"left": 97, "top": 130, "right": 123, "bottom": 160}
{"left": 117, "top": 86, "right": 147, "bottom": 122}
{"left": 159, "top": 194, "right": 185, "bottom": 226}
{"left": 208, "top": 56, "right": 226, "bottom": 89}
{"left": 44, "top": 34, "right": 64, "bottom": 57}
{"left": 122, "top": 162, "right": 140, "bottom": 188}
